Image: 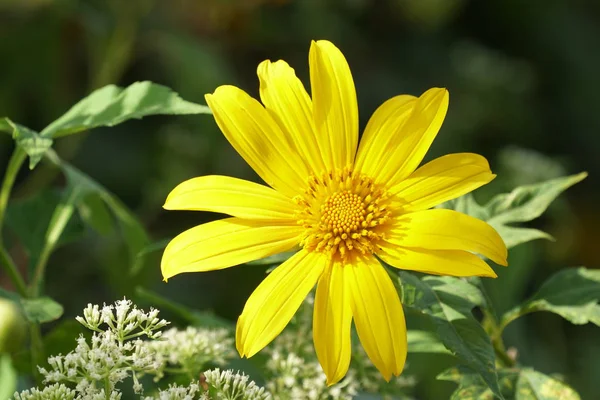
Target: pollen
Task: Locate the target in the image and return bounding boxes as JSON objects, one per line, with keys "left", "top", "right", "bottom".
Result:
{"left": 295, "top": 166, "right": 392, "bottom": 260}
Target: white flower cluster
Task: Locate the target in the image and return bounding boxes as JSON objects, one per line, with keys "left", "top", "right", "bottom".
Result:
{"left": 143, "top": 382, "right": 206, "bottom": 400}
{"left": 203, "top": 369, "right": 271, "bottom": 400}
{"left": 37, "top": 299, "right": 167, "bottom": 398}
{"left": 149, "top": 326, "right": 234, "bottom": 378}
{"left": 265, "top": 346, "right": 358, "bottom": 400}
{"left": 76, "top": 299, "right": 169, "bottom": 340}
{"left": 13, "top": 383, "right": 75, "bottom": 400}
{"left": 13, "top": 299, "right": 270, "bottom": 400}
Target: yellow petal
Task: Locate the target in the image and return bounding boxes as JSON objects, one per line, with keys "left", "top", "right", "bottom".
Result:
{"left": 355, "top": 95, "right": 417, "bottom": 176}
{"left": 161, "top": 218, "right": 301, "bottom": 280}
{"left": 164, "top": 175, "right": 296, "bottom": 221}
{"left": 378, "top": 245, "right": 498, "bottom": 278}
{"left": 205, "top": 85, "right": 308, "bottom": 198}
{"left": 313, "top": 260, "right": 353, "bottom": 385}
{"left": 390, "top": 153, "right": 495, "bottom": 212}
{"left": 309, "top": 40, "right": 358, "bottom": 170}
{"left": 386, "top": 209, "right": 507, "bottom": 266}
{"left": 236, "top": 250, "right": 326, "bottom": 357}
{"left": 364, "top": 87, "right": 449, "bottom": 187}
{"left": 347, "top": 257, "right": 407, "bottom": 381}
{"left": 257, "top": 60, "right": 326, "bottom": 174}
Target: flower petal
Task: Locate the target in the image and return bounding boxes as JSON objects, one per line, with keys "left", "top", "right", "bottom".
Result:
{"left": 313, "top": 260, "right": 353, "bottom": 385}
{"left": 161, "top": 218, "right": 301, "bottom": 280}
{"left": 385, "top": 208, "right": 507, "bottom": 266}
{"left": 347, "top": 257, "right": 406, "bottom": 381}
{"left": 364, "top": 87, "right": 449, "bottom": 188}
{"left": 390, "top": 153, "right": 495, "bottom": 212}
{"left": 236, "top": 250, "right": 326, "bottom": 357}
{"left": 309, "top": 40, "right": 358, "bottom": 169}
{"left": 163, "top": 175, "right": 297, "bottom": 221}
{"left": 355, "top": 95, "right": 417, "bottom": 176}
{"left": 205, "top": 85, "right": 308, "bottom": 197}
{"left": 378, "top": 245, "right": 498, "bottom": 278}
{"left": 258, "top": 60, "right": 326, "bottom": 174}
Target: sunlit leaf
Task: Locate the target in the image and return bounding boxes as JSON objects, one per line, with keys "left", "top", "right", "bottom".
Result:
{"left": 20, "top": 296, "right": 64, "bottom": 323}
{"left": 516, "top": 369, "right": 580, "bottom": 399}
{"left": 398, "top": 271, "right": 503, "bottom": 399}
{"left": 406, "top": 330, "right": 451, "bottom": 354}
{"left": 502, "top": 267, "right": 600, "bottom": 327}
{"left": 40, "top": 81, "right": 211, "bottom": 138}
{"left": 443, "top": 173, "right": 586, "bottom": 249}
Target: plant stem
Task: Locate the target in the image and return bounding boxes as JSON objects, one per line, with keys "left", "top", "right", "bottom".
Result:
{"left": 0, "top": 148, "right": 28, "bottom": 296}
{"left": 28, "top": 187, "right": 79, "bottom": 297}
{"left": 0, "top": 245, "right": 27, "bottom": 296}
{"left": 0, "top": 148, "right": 26, "bottom": 235}
{"left": 30, "top": 323, "right": 44, "bottom": 385}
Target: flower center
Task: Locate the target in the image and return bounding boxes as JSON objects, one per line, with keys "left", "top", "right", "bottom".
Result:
{"left": 295, "top": 166, "right": 391, "bottom": 260}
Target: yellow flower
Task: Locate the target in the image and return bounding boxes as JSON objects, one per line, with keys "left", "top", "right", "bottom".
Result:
{"left": 161, "top": 40, "right": 507, "bottom": 385}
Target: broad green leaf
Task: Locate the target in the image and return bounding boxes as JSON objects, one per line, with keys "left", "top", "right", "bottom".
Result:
{"left": 0, "top": 118, "right": 53, "bottom": 169}
{"left": 398, "top": 271, "right": 503, "bottom": 399}
{"left": 20, "top": 296, "right": 64, "bottom": 323}
{"left": 5, "top": 189, "right": 86, "bottom": 272}
{"left": 0, "top": 354, "right": 17, "bottom": 400}
{"left": 502, "top": 267, "right": 600, "bottom": 327}
{"left": 406, "top": 330, "right": 451, "bottom": 354}
{"left": 444, "top": 173, "right": 586, "bottom": 249}
{"left": 516, "top": 369, "right": 580, "bottom": 399}
{"left": 40, "top": 81, "right": 211, "bottom": 138}
{"left": 486, "top": 173, "right": 587, "bottom": 225}
{"left": 76, "top": 192, "right": 114, "bottom": 235}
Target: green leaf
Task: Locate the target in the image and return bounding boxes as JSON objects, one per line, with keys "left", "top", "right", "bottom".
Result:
{"left": 516, "top": 369, "right": 580, "bottom": 399}
{"left": 398, "top": 271, "right": 503, "bottom": 399}
{"left": 444, "top": 173, "right": 586, "bottom": 249}
{"left": 40, "top": 81, "right": 212, "bottom": 138}
{"left": 406, "top": 330, "right": 451, "bottom": 354}
{"left": 486, "top": 173, "right": 587, "bottom": 225}
{"left": 20, "top": 296, "right": 64, "bottom": 323}
{"left": 502, "top": 267, "right": 600, "bottom": 327}
{"left": 0, "top": 118, "right": 53, "bottom": 169}
{"left": 0, "top": 354, "right": 17, "bottom": 400}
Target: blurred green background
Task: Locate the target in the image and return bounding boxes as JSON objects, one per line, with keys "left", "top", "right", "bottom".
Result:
{"left": 1, "top": 0, "right": 599, "bottom": 398}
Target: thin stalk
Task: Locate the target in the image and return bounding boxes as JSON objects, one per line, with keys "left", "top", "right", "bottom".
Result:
{"left": 0, "top": 148, "right": 28, "bottom": 296}
{"left": 28, "top": 187, "right": 79, "bottom": 297}
{"left": 29, "top": 323, "right": 44, "bottom": 385}
{"left": 0, "top": 245, "right": 27, "bottom": 296}
{"left": 0, "top": 148, "right": 26, "bottom": 234}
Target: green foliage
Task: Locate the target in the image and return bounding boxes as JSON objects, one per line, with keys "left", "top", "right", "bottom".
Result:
{"left": 501, "top": 267, "right": 600, "bottom": 328}
{"left": 398, "top": 272, "right": 503, "bottom": 399}
{"left": 39, "top": 81, "right": 211, "bottom": 139}
{"left": 20, "top": 296, "right": 64, "bottom": 323}
{"left": 445, "top": 173, "right": 587, "bottom": 249}
{"left": 439, "top": 366, "right": 580, "bottom": 400}
{"left": 0, "top": 118, "right": 53, "bottom": 169}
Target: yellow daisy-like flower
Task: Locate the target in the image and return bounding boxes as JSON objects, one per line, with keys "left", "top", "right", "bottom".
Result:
{"left": 161, "top": 40, "right": 507, "bottom": 385}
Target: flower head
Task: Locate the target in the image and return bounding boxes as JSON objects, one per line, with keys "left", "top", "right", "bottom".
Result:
{"left": 161, "top": 40, "right": 507, "bottom": 384}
